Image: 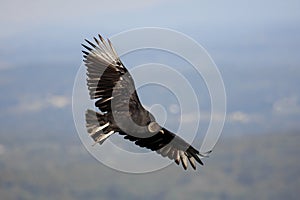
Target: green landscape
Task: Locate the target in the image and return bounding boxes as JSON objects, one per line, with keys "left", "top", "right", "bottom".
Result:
{"left": 1, "top": 131, "right": 299, "bottom": 199}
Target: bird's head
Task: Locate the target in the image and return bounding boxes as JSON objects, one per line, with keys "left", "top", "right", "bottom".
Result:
{"left": 147, "top": 121, "right": 161, "bottom": 133}
{"left": 147, "top": 112, "right": 164, "bottom": 134}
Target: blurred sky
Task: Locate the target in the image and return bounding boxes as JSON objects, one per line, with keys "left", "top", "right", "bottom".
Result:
{"left": 0, "top": 0, "right": 300, "bottom": 136}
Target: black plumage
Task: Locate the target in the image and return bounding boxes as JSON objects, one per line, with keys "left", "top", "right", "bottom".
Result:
{"left": 82, "top": 34, "right": 211, "bottom": 170}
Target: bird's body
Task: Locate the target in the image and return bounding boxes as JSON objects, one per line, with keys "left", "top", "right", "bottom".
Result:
{"left": 82, "top": 35, "right": 210, "bottom": 170}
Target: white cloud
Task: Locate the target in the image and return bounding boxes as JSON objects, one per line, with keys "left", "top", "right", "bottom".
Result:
{"left": 273, "top": 96, "right": 300, "bottom": 115}
{"left": 227, "top": 111, "right": 251, "bottom": 123}
{"left": 227, "top": 111, "right": 264, "bottom": 124}
{"left": 169, "top": 104, "right": 180, "bottom": 114}
{"left": 9, "top": 94, "right": 70, "bottom": 114}
{"left": 47, "top": 95, "right": 70, "bottom": 108}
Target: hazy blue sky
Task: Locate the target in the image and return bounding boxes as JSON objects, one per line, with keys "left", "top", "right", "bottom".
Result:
{"left": 0, "top": 0, "right": 300, "bottom": 136}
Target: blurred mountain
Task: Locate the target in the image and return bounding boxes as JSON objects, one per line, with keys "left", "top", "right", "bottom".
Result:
{"left": 0, "top": 129, "right": 299, "bottom": 200}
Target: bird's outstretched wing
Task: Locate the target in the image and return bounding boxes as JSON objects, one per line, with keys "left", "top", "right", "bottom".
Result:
{"left": 82, "top": 35, "right": 145, "bottom": 116}
{"left": 82, "top": 35, "right": 210, "bottom": 170}
{"left": 121, "top": 127, "right": 211, "bottom": 170}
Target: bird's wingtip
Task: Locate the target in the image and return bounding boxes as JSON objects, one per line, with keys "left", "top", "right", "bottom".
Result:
{"left": 199, "top": 150, "right": 213, "bottom": 158}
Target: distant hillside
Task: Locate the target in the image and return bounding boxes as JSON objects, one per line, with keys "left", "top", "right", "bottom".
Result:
{"left": 0, "top": 131, "right": 299, "bottom": 200}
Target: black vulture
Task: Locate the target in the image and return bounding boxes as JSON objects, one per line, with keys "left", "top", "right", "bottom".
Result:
{"left": 82, "top": 34, "right": 211, "bottom": 170}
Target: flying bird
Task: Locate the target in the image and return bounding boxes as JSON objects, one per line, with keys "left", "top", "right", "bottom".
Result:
{"left": 82, "top": 34, "right": 211, "bottom": 170}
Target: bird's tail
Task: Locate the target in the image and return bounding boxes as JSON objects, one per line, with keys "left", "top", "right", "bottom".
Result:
{"left": 85, "top": 109, "right": 115, "bottom": 145}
